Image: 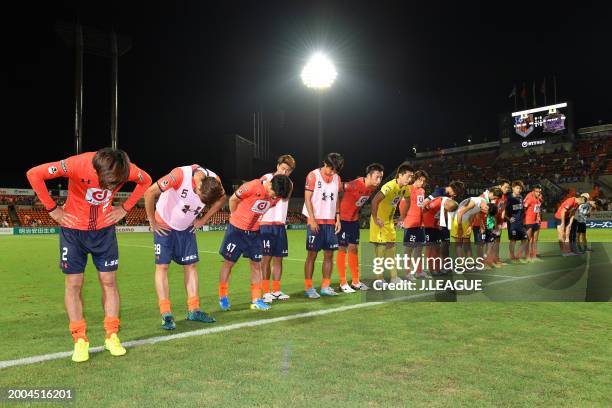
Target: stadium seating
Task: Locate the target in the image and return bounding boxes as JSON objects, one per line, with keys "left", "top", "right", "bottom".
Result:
{"left": 16, "top": 209, "right": 58, "bottom": 227}
{"left": 0, "top": 208, "right": 13, "bottom": 227}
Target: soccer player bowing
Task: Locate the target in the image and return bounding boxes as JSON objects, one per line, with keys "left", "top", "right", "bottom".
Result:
{"left": 218, "top": 174, "right": 292, "bottom": 311}
{"left": 26, "top": 148, "right": 152, "bottom": 362}
{"left": 260, "top": 155, "right": 296, "bottom": 303}
{"left": 336, "top": 163, "right": 384, "bottom": 292}
{"left": 144, "top": 165, "right": 226, "bottom": 330}
{"left": 303, "top": 153, "right": 344, "bottom": 298}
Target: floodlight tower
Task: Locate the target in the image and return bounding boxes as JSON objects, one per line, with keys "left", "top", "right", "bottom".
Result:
{"left": 301, "top": 52, "right": 337, "bottom": 162}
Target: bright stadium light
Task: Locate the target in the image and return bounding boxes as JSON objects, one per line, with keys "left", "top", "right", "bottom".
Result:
{"left": 301, "top": 52, "right": 337, "bottom": 89}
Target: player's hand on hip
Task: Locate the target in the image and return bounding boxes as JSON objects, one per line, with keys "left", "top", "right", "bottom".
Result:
{"left": 375, "top": 218, "right": 384, "bottom": 228}
{"left": 150, "top": 220, "right": 169, "bottom": 236}
{"left": 190, "top": 221, "right": 202, "bottom": 233}
{"left": 104, "top": 206, "right": 128, "bottom": 225}
{"left": 308, "top": 220, "right": 319, "bottom": 234}
{"left": 50, "top": 207, "right": 78, "bottom": 228}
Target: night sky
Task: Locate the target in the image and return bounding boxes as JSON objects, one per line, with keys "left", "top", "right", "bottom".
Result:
{"left": 5, "top": 1, "right": 612, "bottom": 191}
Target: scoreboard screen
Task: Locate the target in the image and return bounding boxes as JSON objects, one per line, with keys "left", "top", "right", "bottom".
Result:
{"left": 510, "top": 102, "right": 571, "bottom": 141}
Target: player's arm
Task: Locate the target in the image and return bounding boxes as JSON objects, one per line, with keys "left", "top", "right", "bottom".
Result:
{"left": 422, "top": 186, "right": 443, "bottom": 208}
{"left": 304, "top": 190, "right": 319, "bottom": 233}
{"left": 303, "top": 172, "right": 319, "bottom": 232}
{"left": 558, "top": 207, "right": 567, "bottom": 228}
{"left": 143, "top": 183, "right": 170, "bottom": 235}
{"left": 105, "top": 164, "right": 152, "bottom": 225}
{"left": 334, "top": 178, "right": 342, "bottom": 234}
{"left": 198, "top": 193, "right": 227, "bottom": 226}
{"left": 228, "top": 194, "right": 241, "bottom": 214}
{"left": 504, "top": 199, "right": 514, "bottom": 223}
{"left": 370, "top": 191, "right": 385, "bottom": 228}
{"left": 26, "top": 157, "right": 78, "bottom": 227}
{"left": 229, "top": 180, "right": 253, "bottom": 214}
{"left": 399, "top": 197, "right": 409, "bottom": 220}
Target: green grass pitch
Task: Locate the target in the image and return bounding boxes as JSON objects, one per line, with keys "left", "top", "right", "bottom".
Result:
{"left": 0, "top": 229, "right": 610, "bottom": 407}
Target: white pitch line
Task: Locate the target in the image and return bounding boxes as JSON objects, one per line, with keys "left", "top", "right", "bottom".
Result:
{"left": 0, "top": 266, "right": 581, "bottom": 370}
{"left": 469, "top": 272, "right": 521, "bottom": 279}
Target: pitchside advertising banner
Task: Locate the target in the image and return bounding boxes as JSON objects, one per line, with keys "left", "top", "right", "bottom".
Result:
{"left": 360, "top": 243, "right": 611, "bottom": 302}
{"left": 0, "top": 188, "right": 132, "bottom": 198}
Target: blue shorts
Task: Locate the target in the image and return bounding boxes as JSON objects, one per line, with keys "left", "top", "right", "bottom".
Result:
{"left": 59, "top": 225, "right": 119, "bottom": 274}
{"left": 337, "top": 220, "right": 360, "bottom": 246}
{"left": 525, "top": 223, "right": 540, "bottom": 232}
{"left": 439, "top": 228, "right": 450, "bottom": 242}
{"left": 423, "top": 228, "right": 440, "bottom": 244}
{"left": 154, "top": 228, "right": 199, "bottom": 265}
{"left": 507, "top": 223, "right": 527, "bottom": 241}
{"left": 306, "top": 224, "right": 339, "bottom": 252}
{"left": 403, "top": 227, "right": 425, "bottom": 245}
{"left": 219, "top": 224, "right": 262, "bottom": 262}
{"left": 260, "top": 224, "right": 288, "bottom": 257}
{"left": 486, "top": 228, "right": 499, "bottom": 243}
{"left": 473, "top": 227, "right": 487, "bottom": 243}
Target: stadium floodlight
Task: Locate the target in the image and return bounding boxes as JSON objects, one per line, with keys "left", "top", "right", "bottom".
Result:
{"left": 301, "top": 53, "right": 337, "bottom": 90}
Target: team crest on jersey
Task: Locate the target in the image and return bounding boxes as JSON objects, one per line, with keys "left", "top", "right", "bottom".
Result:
{"left": 85, "top": 188, "right": 112, "bottom": 205}
{"left": 417, "top": 195, "right": 425, "bottom": 207}
{"left": 355, "top": 195, "right": 369, "bottom": 207}
{"left": 251, "top": 200, "right": 271, "bottom": 214}
{"left": 48, "top": 166, "right": 58, "bottom": 175}
{"left": 533, "top": 204, "right": 541, "bottom": 213}
{"left": 391, "top": 196, "right": 401, "bottom": 206}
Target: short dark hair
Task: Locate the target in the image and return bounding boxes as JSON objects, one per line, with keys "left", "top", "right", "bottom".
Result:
{"left": 414, "top": 170, "right": 429, "bottom": 181}
{"left": 490, "top": 187, "right": 503, "bottom": 198}
{"left": 365, "top": 163, "right": 384, "bottom": 176}
{"left": 532, "top": 184, "right": 542, "bottom": 190}
{"left": 93, "top": 147, "right": 131, "bottom": 189}
{"left": 323, "top": 153, "right": 344, "bottom": 172}
{"left": 487, "top": 203, "right": 498, "bottom": 216}
{"left": 449, "top": 180, "right": 465, "bottom": 198}
{"left": 277, "top": 154, "right": 296, "bottom": 170}
{"left": 511, "top": 180, "right": 525, "bottom": 189}
{"left": 396, "top": 162, "right": 414, "bottom": 177}
{"left": 497, "top": 178, "right": 510, "bottom": 187}
{"left": 271, "top": 174, "right": 292, "bottom": 199}
{"left": 198, "top": 177, "right": 224, "bottom": 206}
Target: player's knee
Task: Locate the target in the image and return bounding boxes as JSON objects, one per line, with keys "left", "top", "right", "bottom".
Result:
{"left": 65, "top": 279, "right": 83, "bottom": 292}
{"left": 183, "top": 263, "right": 197, "bottom": 273}
{"left": 99, "top": 274, "right": 117, "bottom": 289}
{"left": 156, "top": 264, "right": 170, "bottom": 273}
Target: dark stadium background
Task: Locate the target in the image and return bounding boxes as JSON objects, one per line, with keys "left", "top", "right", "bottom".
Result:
{"left": 4, "top": 1, "right": 612, "bottom": 193}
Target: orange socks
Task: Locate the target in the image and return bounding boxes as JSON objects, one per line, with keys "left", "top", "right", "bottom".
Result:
{"left": 336, "top": 250, "right": 347, "bottom": 285}
{"left": 321, "top": 278, "right": 331, "bottom": 289}
{"left": 348, "top": 252, "right": 360, "bottom": 285}
{"left": 251, "top": 283, "right": 262, "bottom": 302}
{"left": 219, "top": 282, "right": 229, "bottom": 298}
{"left": 262, "top": 279, "right": 270, "bottom": 294}
{"left": 272, "top": 280, "right": 281, "bottom": 293}
{"left": 103, "top": 316, "right": 120, "bottom": 339}
{"left": 159, "top": 298, "right": 172, "bottom": 315}
{"left": 304, "top": 278, "right": 313, "bottom": 291}
{"left": 187, "top": 296, "right": 200, "bottom": 312}
{"left": 69, "top": 319, "right": 88, "bottom": 343}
